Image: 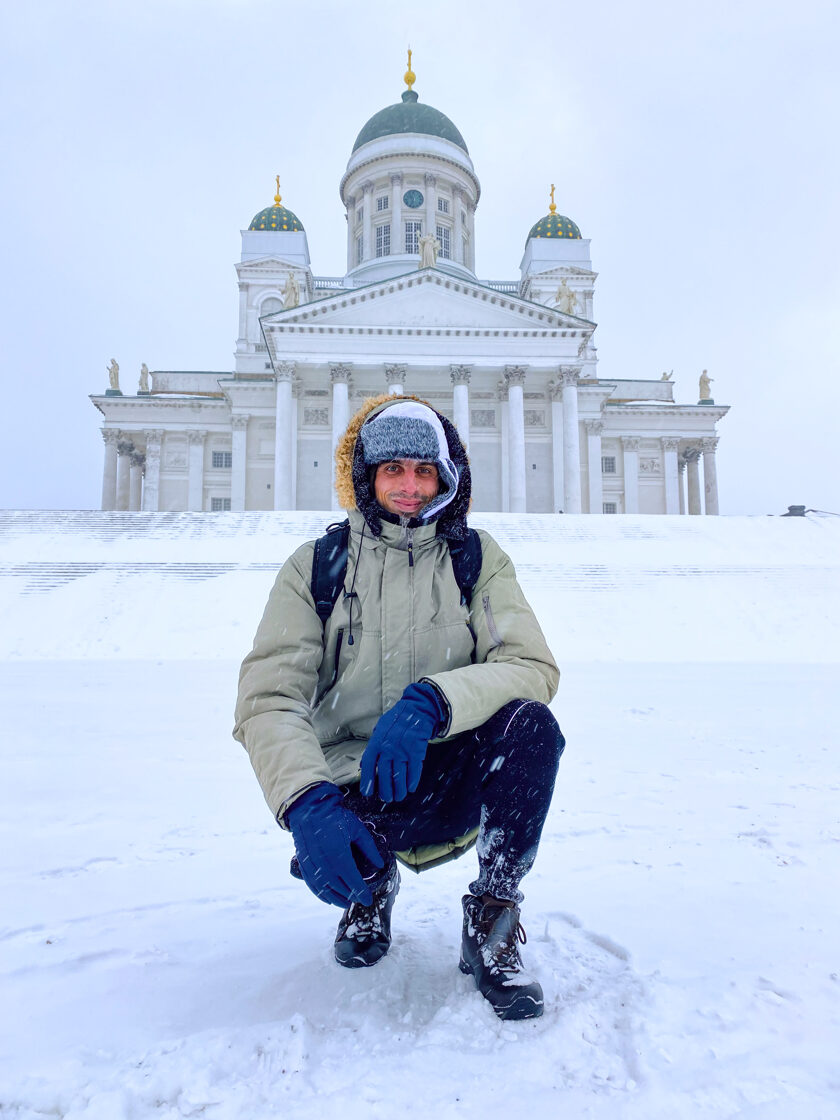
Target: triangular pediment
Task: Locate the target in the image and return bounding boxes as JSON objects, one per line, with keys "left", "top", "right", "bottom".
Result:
{"left": 527, "top": 264, "right": 597, "bottom": 282}
{"left": 261, "top": 269, "right": 593, "bottom": 333}
{"left": 235, "top": 255, "right": 306, "bottom": 276}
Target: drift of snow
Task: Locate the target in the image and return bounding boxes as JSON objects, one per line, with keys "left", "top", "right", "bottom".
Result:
{"left": 1, "top": 511, "right": 839, "bottom": 1119}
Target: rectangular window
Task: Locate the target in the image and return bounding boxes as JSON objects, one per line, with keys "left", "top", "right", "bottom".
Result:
{"left": 602, "top": 502, "right": 617, "bottom": 514}
{"left": 405, "top": 220, "right": 422, "bottom": 254}
{"left": 437, "top": 197, "right": 450, "bottom": 213}
{"left": 356, "top": 234, "right": 363, "bottom": 264}
{"left": 375, "top": 222, "right": 391, "bottom": 257}
{"left": 211, "top": 497, "right": 231, "bottom": 511}
{"left": 436, "top": 224, "right": 451, "bottom": 259}
{"left": 376, "top": 195, "right": 389, "bottom": 211}
{"left": 211, "top": 451, "right": 232, "bottom": 469}
{"left": 602, "top": 455, "right": 616, "bottom": 474}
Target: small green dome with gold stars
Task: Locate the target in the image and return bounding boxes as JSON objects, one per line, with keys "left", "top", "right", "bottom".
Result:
{"left": 526, "top": 186, "right": 581, "bottom": 245}
{"left": 527, "top": 213, "right": 581, "bottom": 244}
{"left": 249, "top": 179, "right": 304, "bottom": 232}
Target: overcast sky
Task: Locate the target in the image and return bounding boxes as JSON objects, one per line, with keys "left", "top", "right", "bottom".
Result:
{"left": 1, "top": 0, "right": 837, "bottom": 514}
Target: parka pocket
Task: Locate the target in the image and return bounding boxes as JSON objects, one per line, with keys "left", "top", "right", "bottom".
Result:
{"left": 482, "top": 593, "right": 504, "bottom": 650}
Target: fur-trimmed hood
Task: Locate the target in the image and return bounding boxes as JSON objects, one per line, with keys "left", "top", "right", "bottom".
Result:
{"left": 334, "top": 394, "right": 471, "bottom": 540}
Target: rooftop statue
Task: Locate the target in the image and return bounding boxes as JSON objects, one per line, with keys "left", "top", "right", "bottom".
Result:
{"left": 418, "top": 233, "right": 440, "bottom": 268}
{"left": 107, "top": 359, "right": 120, "bottom": 391}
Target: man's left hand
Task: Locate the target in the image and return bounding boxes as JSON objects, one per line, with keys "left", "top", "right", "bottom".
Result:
{"left": 361, "top": 682, "right": 446, "bottom": 802}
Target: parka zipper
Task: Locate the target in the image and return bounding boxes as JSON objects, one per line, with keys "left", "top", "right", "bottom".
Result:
{"left": 482, "top": 593, "right": 504, "bottom": 649}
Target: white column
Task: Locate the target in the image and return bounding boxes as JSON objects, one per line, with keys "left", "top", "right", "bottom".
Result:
{"left": 330, "top": 363, "right": 352, "bottom": 511}
{"left": 128, "top": 453, "right": 144, "bottom": 511}
{"left": 424, "top": 173, "right": 436, "bottom": 250}
{"left": 662, "top": 438, "right": 681, "bottom": 515}
{"left": 701, "top": 436, "right": 720, "bottom": 515}
{"left": 450, "top": 365, "right": 471, "bottom": 452}
{"left": 685, "top": 447, "right": 702, "bottom": 515}
{"left": 187, "top": 430, "right": 206, "bottom": 511}
{"left": 345, "top": 193, "right": 355, "bottom": 271}
{"left": 453, "top": 188, "right": 464, "bottom": 265}
{"left": 237, "top": 283, "right": 247, "bottom": 346}
{"left": 116, "top": 440, "right": 133, "bottom": 511}
{"left": 622, "top": 437, "right": 641, "bottom": 514}
{"left": 100, "top": 429, "right": 120, "bottom": 510}
{"left": 142, "top": 430, "right": 162, "bottom": 511}
{"left": 505, "top": 366, "right": 527, "bottom": 513}
{"left": 231, "top": 415, "right": 248, "bottom": 511}
{"left": 678, "top": 457, "right": 686, "bottom": 515}
{"left": 585, "top": 420, "right": 603, "bottom": 516}
{"left": 274, "top": 361, "right": 295, "bottom": 510}
{"left": 361, "top": 181, "right": 373, "bottom": 264}
{"left": 290, "top": 379, "right": 299, "bottom": 508}
{"left": 550, "top": 386, "right": 564, "bottom": 514}
{"left": 385, "top": 363, "right": 405, "bottom": 396}
{"left": 498, "top": 386, "right": 510, "bottom": 512}
{"left": 560, "top": 366, "right": 582, "bottom": 514}
{"left": 390, "top": 174, "right": 402, "bottom": 257}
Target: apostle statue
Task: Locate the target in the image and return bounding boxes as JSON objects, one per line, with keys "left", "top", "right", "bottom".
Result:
{"left": 418, "top": 233, "right": 440, "bottom": 268}
{"left": 660, "top": 370, "right": 673, "bottom": 381}
{"left": 107, "top": 359, "right": 120, "bottom": 391}
{"left": 699, "top": 369, "right": 714, "bottom": 399}
{"left": 553, "top": 279, "right": 579, "bottom": 315}
{"left": 283, "top": 271, "right": 300, "bottom": 309}
{"left": 139, "top": 363, "right": 149, "bottom": 393}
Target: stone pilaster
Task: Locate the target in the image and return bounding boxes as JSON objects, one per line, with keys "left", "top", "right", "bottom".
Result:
{"left": 345, "top": 193, "right": 355, "bottom": 268}
{"left": 497, "top": 383, "right": 510, "bottom": 512}
{"left": 684, "top": 447, "right": 702, "bottom": 515}
{"left": 231, "top": 414, "right": 249, "bottom": 511}
{"left": 424, "top": 173, "right": 437, "bottom": 246}
{"left": 361, "top": 181, "right": 373, "bottom": 265}
{"left": 678, "top": 457, "right": 686, "bottom": 515}
{"left": 141, "top": 430, "right": 162, "bottom": 511}
{"left": 330, "top": 364, "right": 352, "bottom": 510}
{"left": 662, "top": 438, "right": 681, "bottom": 515}
{"left": 505, "top": 366, "right": 528, "bottom": 513}
{"left": 450, "top": 365, "right": 471, "bottom": 452}
{"left": 385, "top": 363, "right": 406, "bottom": 395}
{"left": 453, "top": 188, "right": 464, "bottom": 264}
{"left": 548, "top": 383, "right": 565, "bottom": 514}
{"left": 390, "top": 174, "right": 402, "bottom": 257}
{"left": 701, "top": 436, "right": 720, "bottom": 515}
{"left": 274, "top": 361, "right": 295, "bottom": 510}
{"left": 585, "top": 420, "right": 603, "bottom": 516}
{"left": 116, "top": 440, "right": 133, "bottom": 511}
{"left": 187, "top": 429, "right": 206, "bottom": 511}
{"left": 100, "top": 429, "right": 120, "bottom": 511}
{"left": 560, "top": 366, "right": 582, "bottom": 514}
{"left": 622, "top": 437, "right": 641, "bottom": 514}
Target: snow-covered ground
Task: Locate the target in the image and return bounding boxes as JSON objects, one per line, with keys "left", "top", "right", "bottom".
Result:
{"left": 2, "top": 511, "right": 839, "bottom": 1119}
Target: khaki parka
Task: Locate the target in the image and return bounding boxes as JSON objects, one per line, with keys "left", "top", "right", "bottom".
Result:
{"left": 233, "top": 398, "right": 560, "bottom": 864}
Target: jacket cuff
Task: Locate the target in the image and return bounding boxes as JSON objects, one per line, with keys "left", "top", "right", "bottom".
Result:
{"left": 419, "top": 677, "right": 453, "bottom": 738}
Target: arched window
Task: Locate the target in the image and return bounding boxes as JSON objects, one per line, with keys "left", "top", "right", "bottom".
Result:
{"left": 260, "top": 296, "right": 283, "bottom": 317}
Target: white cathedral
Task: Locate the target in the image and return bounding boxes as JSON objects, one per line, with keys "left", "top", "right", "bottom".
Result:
{"left": 92, "top": 60, "right": 727, "bottom": 516}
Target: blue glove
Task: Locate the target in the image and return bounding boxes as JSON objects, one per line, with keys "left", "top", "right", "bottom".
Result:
{"left": 286, "top": 783, "right": 384, "bottom": 908}
{"left": 361, "top": 682, "right": 447, "bottom": 803}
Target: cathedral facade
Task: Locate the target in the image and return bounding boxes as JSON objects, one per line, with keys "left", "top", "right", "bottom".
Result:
{"left": 92, "top": 64, "right": 727, "bottom": 516}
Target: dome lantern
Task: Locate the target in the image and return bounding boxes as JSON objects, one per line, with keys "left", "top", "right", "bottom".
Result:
{"left": 248, "top": 177, "right": 305, "bottom": 232}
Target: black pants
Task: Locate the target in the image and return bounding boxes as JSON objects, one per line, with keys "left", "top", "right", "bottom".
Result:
{"left": 342, "top": 699, "right": 565, "bottom": 905}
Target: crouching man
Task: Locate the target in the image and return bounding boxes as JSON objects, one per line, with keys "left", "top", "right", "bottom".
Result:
{"left": 234, "top": 396, "right": 565, "bottom": 1021}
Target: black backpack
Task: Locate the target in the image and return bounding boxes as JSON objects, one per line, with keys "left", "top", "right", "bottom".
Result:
{"left": 311, "top": 519, "right": 482, "bottom": 624}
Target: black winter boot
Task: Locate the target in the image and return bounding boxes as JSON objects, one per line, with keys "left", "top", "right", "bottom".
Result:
{"left": 334, "top": 863, "right": 400, "bottom": 968}
{"left": 459, "top": 894, "right": 544, "bottom": 1020}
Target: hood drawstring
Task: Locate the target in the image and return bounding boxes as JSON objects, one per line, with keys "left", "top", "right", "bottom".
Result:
{"left": 343, "top": 523, "right": 365, "bottom": 646}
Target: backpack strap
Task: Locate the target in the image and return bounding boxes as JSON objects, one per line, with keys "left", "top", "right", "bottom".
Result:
{"left": 448, "top": 528, "right": 482, "bottom": 606}
{"left": 311, "top": 520, "right": 350, "bottom": 623}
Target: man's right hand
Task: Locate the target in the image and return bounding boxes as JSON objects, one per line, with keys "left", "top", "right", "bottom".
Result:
{"left": 286, "top": 783, "right": 384, "bottom": 908}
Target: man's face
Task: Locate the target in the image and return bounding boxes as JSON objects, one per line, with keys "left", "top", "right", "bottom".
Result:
{"left": 373, "top": 458, "right": 440, "bottom": 517}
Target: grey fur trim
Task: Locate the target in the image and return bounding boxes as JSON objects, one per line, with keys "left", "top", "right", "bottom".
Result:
{"left": 360, "top": 415, "right": 440, "bottom": 465}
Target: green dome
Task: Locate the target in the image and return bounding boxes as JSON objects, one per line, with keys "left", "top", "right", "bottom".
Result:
{"left": 527, "top": 212, "right": 582, "bottom": 244}
{"left": 352, "top": 89, "right": 469, "bottom": 154}
{"left": 249, "top": 204, "right": 304, "bottom": 232}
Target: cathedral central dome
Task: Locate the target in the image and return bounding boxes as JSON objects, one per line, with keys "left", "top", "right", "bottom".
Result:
{"left": 352, "top": 88, "right": 469, "bottom": 154}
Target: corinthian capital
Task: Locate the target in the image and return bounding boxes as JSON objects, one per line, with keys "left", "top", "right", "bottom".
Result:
{"left": 622, "top": 437, "right": 642, "bottom": 451}
{"left": 330, "top": 363, "right": 352, "bottom": 384}
{"left": 276, "top": 361, "right": 296, "bottom": 382}
{"left": 584, "top": 420, "right": 603, "bottom": 436}
{"left": 558, "top": 365, "right": 581, "bottom": 387}
{"left": 187, "top": 429, "right": 207, "bottom": 445}
{"left": 101, "top": 428, "right": 121, "bottom": 447}
{"left": 701, "top": 436, "right": 720, "bottom": 453}
{"left": 504, "top": 365, "right": 527, "bottom": 386}
{"left": 450, "top": 364, "right": 472, "bottom": 385}
{"left": 662, "top": 437, "right": 681, "bottom": 452}
{"left": 231, "top": 415, "right": 249, "bottom": 431}
{"left": 385, "top": 363, "right": 406, "bottom": 382}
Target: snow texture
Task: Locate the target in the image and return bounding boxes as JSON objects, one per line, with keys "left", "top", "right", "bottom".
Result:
{"left": 1, "top": 510, "right": 839, "bottom": 1119}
